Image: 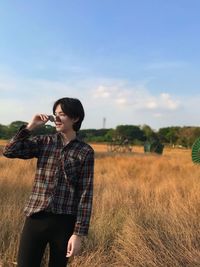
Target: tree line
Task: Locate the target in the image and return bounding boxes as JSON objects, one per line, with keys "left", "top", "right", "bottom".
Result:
{"left": 1, "top": 121, "right": 200, "bottom": 147}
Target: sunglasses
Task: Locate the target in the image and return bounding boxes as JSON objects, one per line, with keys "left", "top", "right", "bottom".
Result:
{"left": 48, "top": 114, "right": 67, "bottom": 122}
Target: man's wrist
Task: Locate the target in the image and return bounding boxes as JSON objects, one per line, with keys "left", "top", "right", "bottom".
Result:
{"left": 72, "top": 234, "right": 85, "bottom": 239}
{"left": 26, "top": 124, "right": 35, "bottom": 131}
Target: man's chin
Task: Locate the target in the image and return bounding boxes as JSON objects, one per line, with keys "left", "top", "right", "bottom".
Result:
{"left": 55, "top": 127, "right": 63, "bottom": 132}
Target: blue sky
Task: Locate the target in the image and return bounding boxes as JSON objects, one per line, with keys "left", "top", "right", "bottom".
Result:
{"left": 0, "top": 0, "right": 200, "bottom": 130}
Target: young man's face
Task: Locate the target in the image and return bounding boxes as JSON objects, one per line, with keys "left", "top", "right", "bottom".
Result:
{"left": 54, "top": 104, "right": 77, "bottom": 133}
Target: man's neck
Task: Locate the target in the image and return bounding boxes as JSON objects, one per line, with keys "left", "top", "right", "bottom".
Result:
{"left": 60, "top": 131, "right": 77, "bottom": 145}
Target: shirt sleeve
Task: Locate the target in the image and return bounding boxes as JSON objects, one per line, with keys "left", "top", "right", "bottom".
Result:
{"left": 3, "top": 125, "right": 40, "bottom": 159}
{"left": 73, "top": 149, "right": 94, "bottom": 236}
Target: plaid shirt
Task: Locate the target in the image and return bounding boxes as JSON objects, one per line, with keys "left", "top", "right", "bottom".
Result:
{"left": 3, "top": 125, "right": 94, "bottom": 236}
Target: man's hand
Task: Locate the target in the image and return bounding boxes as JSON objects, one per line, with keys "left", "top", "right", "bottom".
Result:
{"left": 66, "top": 234, "right": 83, "bottom": 258}
{"left": 26, "top": 114, "right": 50, "bottom": 131}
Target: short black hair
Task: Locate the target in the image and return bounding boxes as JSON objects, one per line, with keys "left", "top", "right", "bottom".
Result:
{"left": 53, "top": 97, "right": 85, "bottom": 131}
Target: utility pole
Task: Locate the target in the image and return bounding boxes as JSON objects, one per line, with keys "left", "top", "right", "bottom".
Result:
{"left": 103, "top": 117, "right": 106, "bottom": 129}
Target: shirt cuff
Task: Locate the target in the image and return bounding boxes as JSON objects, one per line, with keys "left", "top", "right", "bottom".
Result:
{"left": 11, "top": 125, "right": 31, "bottom": 140}
{"left": 73, "top": 222, "right": 89, "bottom": 236}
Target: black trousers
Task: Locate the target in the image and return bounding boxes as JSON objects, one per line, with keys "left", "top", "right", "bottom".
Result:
{"left": 17, "top": 211, "right": 76, "bottom": 267}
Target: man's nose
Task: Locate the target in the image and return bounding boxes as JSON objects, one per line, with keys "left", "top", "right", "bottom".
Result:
{"left": 55, "top": 115, "right": 61, "bottom": 121}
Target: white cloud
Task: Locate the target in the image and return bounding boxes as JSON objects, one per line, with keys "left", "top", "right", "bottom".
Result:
{"left": 92, "top": 83, "right": 180, "bottom": 112}
{"left": 0, "top": 70, "right": 199, "bottom": 129}
{"left": 146, "top": 100, "right": 157, "bottom": 109}
{"left": 93, "top": 85, "right": 111, "bottom": 98}
{"left": 115, "top": 97, "right": 127, "bottom": 105}
{"left": 160, "top": 93, "right": 180, "bottom": 110}
{"left": 153, "top": 113, "right": 163, "bottom": 118}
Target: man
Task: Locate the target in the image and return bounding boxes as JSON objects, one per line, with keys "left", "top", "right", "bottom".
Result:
{"left": 3, "top": 97, "right": 94, "bottom": 267}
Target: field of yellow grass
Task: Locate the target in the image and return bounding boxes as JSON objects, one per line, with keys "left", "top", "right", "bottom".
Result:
{"left": 1, "top": 143, "right": 200, "bottom": 266}
{"left": 0, "top": 140, "right": 7, "bottom": 145}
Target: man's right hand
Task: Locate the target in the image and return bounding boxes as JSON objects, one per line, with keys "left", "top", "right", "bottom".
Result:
{"left": 26, "top": 114, "right": 50, "bottom": 131}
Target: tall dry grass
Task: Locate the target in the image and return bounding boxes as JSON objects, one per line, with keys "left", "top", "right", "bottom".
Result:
{"left": 1, "top": 145, "right": 200, "bottom": 266}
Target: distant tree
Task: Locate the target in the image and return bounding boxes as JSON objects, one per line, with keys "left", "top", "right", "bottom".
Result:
{"left": 78, "top": 129, "right": 111, "bottom": 142}
{"left": 32, "top": 124, "right": 56, "bottom": 136}
{"left": 1, "top": 121, "right": 200, "bottom": 147}
{"left": 193, "top": 127, "right": 200, "bottom": 140}
{"left": 104, "top": 129, "right": 117, "bottom": 141}
{"left": 0, "top": 124, "right": 9, "bottom": 139}
{"left": 115, "top": 125, "right": 145, "bottom": 143}
{"left": 141, "top": 124, "right": 158, "bottom": 141}
{"left": 177, "top": 127, "right": 200, "bottom": 147}
{"left": 9, "top": 121, "right": 28, "bottom": 128}
{"left": 158, "top": 127, "right": 180, "bottom": 144}
{"left": 7, "top": 121, "right": 28, "bottom": 137}
{"left": 166, "top": 128, "right": 179, "bottom": 145}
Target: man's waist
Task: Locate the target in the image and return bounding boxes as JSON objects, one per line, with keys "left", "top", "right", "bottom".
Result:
{"left": 29, "top": 210, "right": 76, "bottom": 219}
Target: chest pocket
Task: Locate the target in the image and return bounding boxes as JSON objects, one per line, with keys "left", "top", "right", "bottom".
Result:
{"left": 63, "top": 157, "right": 81, "bottom": 186}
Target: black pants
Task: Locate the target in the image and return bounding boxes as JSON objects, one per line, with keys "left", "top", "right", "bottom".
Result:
{"left": 17, "top": 211, "right": 76, "bottom": 267}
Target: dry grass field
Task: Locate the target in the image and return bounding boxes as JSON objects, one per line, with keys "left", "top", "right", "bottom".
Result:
{"left": 1, "top": 143, "right": 200, "bottom": 266}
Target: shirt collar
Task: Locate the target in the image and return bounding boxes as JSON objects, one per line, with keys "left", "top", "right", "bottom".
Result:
{"left": 57, "top": 132, "right": 80, "bottom": 147}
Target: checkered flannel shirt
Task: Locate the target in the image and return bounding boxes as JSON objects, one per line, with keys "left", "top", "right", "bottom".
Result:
{"left": 3, "top": 125, "right": 94, "bottom": 236}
